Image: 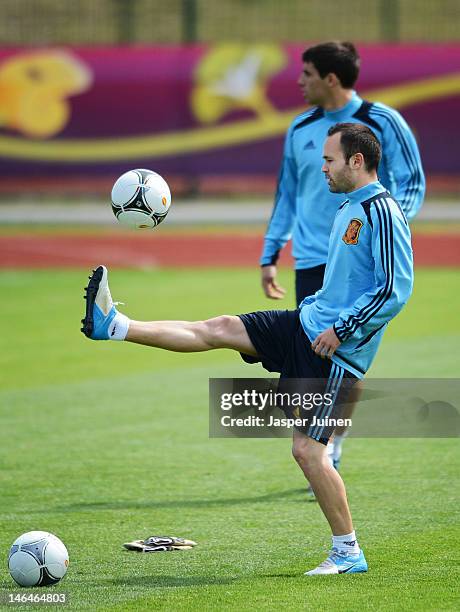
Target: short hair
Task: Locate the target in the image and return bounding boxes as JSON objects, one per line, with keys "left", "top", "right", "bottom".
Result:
{"left": 327, "top": 123, "right": 381, "bottom": 171}
{"left": 302, "top": 42, "right": 360, "bottom": 88}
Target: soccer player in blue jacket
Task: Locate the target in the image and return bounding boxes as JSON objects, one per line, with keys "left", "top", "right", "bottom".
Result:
{"left": 261, "top": 41, "right": 424, "bottom": 472}
{"left": 81, "top": 123, "right": 413, "bottom": 575}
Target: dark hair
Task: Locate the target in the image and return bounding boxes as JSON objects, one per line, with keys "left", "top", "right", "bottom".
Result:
{"left": 327, "top": 123, "right": 381, "bottom": 171}
{"left": 302, "top": 42, "right": 360, "bottom": 88}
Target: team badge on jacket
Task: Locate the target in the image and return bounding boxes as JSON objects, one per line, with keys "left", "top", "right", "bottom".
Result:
{"left": 342, "top": 218, "right": 364, "bottom": 245}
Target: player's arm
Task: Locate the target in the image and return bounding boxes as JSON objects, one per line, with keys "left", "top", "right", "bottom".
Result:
{"left": 379, "top": 106, "right": 426, "bottom": 221}
{"left": 260, "top": 125, "right": 297, "bottom": 299}
{"left": 313, "top": 202, "right": 413, "bottom": 359}
{"left": 332, "top": 201, "right": 413, "bottom": 345}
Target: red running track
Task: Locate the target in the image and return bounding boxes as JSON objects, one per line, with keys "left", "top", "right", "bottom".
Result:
{"left": 0, "top": 233, "right": 459, "bottom": 268}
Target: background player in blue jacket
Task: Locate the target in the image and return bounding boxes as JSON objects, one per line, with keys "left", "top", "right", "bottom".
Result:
{"left": 260, "top": 41, "right": 424, "bottom": 472}
{"left": 81, "top": 123, "right": 413, "bottom": 575}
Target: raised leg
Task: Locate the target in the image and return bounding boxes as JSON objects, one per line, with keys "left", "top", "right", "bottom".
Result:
{"left": 126, "top": 315, "right": 258, "bottom": 356}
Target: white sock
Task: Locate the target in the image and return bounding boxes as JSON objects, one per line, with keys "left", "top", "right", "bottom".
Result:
{"left": 107, "top": 312, "right": 130, "bottom": 341}
{"left": 332, "top": 531, "right": 360, "bottom": 555}
{"left": 332, "top": 432, "right": 347, "bottom": 463}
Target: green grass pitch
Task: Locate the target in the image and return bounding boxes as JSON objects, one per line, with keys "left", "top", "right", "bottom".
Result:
{"left": 0, "top": 267, "right": 459, "bottom": 610}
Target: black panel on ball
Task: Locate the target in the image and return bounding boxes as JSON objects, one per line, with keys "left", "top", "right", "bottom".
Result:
{"left": 124, "top": 197, "right": 152, "bottom": 214}
{"left": 39, "top": 566, "right": 61, "bottom": 586}
{"left": 153, "top": 212, "right": 168, "bottom": 226}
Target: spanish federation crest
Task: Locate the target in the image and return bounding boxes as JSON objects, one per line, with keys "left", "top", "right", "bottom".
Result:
{"left": 342, "top": 218, "right": 364, "bottom": 245}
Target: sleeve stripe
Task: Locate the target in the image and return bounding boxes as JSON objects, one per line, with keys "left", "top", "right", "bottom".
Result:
{"left": 355, "top": 322, "right": 386, "bottom": 349}
{"left": 370, "top": 107, "right": 420, "bottom": 216}
{"left": 369, "top": 107, "right": 422, "bottom": 218}
{"left": 334, "top": 199, "right": 394, "bottom": 339}
{"left": 355, "top": 102, "right": 421, "bottom": 217}
{"left": 377, "top": 111, "right": 420, "bottom": 218}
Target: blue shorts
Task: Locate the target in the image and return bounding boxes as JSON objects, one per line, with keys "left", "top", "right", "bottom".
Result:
{"left": 238, "top": 309, "right": 357, "bottom": 443}
{"left": 295, "top": 264, "right": 326, "bottom": 307}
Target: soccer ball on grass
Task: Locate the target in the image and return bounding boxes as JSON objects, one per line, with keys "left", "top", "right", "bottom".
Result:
{"left": 111, "top": 168, "right": 171, "bottom": 229}
{"left": 8, "top": 531, "right": 69, "bottom": 587}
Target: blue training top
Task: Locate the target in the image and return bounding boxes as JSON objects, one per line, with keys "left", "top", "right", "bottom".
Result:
{"left": 299, "top": 181, "right": 414, "bottom": 378}
{"left": 261, "top": 93, "right": 425, "bottom": 269}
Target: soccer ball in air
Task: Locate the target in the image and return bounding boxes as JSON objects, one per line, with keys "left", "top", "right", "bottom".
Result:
{"left": 8, "top": 531, "right": 69, "bottom": 587}
{"left": 111, "top": 168, "right": 171, "bottom": 229}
